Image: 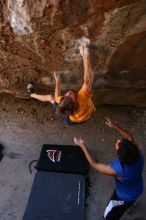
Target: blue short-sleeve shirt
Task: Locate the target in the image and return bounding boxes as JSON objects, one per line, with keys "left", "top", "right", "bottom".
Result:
{"left": 110, "top": 150, "right": 144, "bottom": 201}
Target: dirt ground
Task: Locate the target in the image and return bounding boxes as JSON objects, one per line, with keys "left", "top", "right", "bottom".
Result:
{"left": 0, "top": 94, "right": 145, "bottom": 220}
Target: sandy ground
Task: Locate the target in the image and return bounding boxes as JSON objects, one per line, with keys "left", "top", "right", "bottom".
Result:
{"left": 0, "top": 95, "right": 146, "bottom": 220}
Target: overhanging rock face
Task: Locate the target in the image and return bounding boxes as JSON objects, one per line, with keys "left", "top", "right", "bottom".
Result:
{"left": 0, "top": 0, "right": 146, "bottom": 106}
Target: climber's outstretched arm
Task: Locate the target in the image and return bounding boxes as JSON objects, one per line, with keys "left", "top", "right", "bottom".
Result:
{"left": 79, "top": 44, "right": 94, "bottom": 92}
{"left": 54, "top": 72, "right": 61, "bottom": 101}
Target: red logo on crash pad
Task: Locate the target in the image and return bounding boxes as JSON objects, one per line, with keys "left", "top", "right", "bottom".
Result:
{"left": 46, "top": 150, "right": 61, "bottom": 163}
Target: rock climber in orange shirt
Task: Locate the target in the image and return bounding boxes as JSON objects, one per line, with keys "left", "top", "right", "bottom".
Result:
{"left": 27, "top": 44, "right": 96, "bottom": 125}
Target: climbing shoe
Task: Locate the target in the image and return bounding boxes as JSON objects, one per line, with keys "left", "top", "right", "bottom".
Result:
{"left": 27, "top": 83, "right": 34, "bottom": 95}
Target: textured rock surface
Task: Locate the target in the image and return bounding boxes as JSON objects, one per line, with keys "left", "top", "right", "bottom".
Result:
{"left": 0, "top": 0, "right": 146, "bottom": 105}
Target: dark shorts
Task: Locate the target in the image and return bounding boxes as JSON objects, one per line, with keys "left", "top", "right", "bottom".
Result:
{"left": 53, "top": 102, "right": 84, "bottom": 126}
{"left": 104, "top": 190, "right": 135, "bottom": 220}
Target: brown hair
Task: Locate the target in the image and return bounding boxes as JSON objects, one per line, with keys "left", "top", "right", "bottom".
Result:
{"left": 117, "top": 139, "right": 140, "bottom": 164}
{"left": 56, "top": 96, "right": 78, "bottom": 116}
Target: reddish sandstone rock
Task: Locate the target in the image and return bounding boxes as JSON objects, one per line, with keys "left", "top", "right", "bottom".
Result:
{"left": 0, "top": 0, "right": 146, "bottom": 105}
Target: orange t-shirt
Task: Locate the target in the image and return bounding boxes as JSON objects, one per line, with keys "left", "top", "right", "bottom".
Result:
{"left": 56, "top": 87, "right": 96, "bottom": 123}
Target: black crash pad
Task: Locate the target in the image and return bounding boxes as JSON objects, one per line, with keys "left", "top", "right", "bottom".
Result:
{"left": 23, "top": 172, "right": 85, "bottom": 220}
{"left": 36, "top": 144, "right": 89, "bottom": 175}
{"left": 0, "top": 144, "right": 4, "bottom": 162}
